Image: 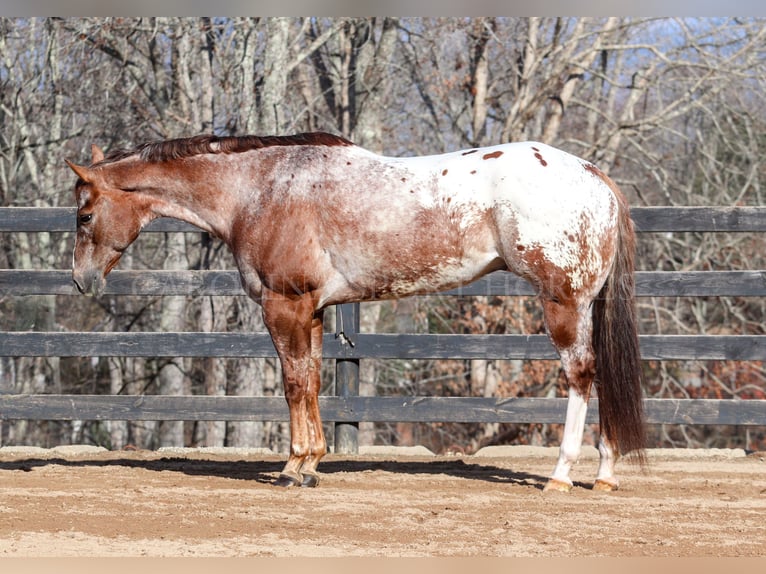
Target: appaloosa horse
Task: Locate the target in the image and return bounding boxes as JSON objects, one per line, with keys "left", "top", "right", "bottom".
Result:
{"left": 67, "top": 132, "right": 645, "bottom": 491}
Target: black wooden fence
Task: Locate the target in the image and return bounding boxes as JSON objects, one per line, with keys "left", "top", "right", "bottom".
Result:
{"left": 1, "top": 206, "right": 765, "bottom": 452}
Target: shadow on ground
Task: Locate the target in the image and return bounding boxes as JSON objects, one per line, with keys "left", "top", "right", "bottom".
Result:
{"left": 0, "top": 454, "right": 552, "bottom": 489}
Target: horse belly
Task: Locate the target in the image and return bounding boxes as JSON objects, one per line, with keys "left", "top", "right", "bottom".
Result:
{"left": 318, "top": 225, "right": 502, "bottom": 306}
{"left": 319, "top": 255, "right": 501, "bottom": 307}
{"left": 378, "top": 248, "right": 504, "bottom": 299}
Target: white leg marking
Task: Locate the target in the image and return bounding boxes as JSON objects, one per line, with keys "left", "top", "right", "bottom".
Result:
{"left": 594, "top": 436, "right": 620, "bottom": 491}
{"left": 549, "top": 387, "right": 589, "bottom": 487}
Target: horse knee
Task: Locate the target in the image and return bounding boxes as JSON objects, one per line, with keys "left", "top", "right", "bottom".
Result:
{"left": 284, "top": 383, "right": 305, "bottom": 403}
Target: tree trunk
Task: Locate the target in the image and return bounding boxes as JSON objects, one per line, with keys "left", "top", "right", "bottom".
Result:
{"left": 107, "top": 357, "right": 128, "bottom": 449}
{"left": 157, "top": 233, "right": 190, "bottom": 447}
{"left": 468, "top": 18, "right": 494, "bottom": 146}
{"left": 258, "top": 17, "right": 291, "bottom": 134}
{"left": 199, "top": 297, "right": 227, "bottom": 446}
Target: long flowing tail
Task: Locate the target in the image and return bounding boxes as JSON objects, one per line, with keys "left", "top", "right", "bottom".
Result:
{"left": 592, "top": 190, "right": 646, "bottom": 464}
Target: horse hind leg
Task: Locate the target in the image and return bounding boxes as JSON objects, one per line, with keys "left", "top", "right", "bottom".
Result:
{"left": 539, "top": 297, "right": 597, "bottom": 493}
{"left": 593, "top": 435, "right": 620, "bottom": 491}
{"left": 592, "top": 388, "right": 621, "bottom": 491}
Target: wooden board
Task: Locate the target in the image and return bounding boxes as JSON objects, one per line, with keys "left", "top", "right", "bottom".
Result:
{"left": 1, "top": 331, "right": 765, "bottom": 361}
{"left": 3, "top": 206, "right": 766, "bottom": 232}
{"left": 3, "top": 269, "right": 766, "bottom": 297}
{"left": 1, "top": 395, "right": 764, "bottom": 426}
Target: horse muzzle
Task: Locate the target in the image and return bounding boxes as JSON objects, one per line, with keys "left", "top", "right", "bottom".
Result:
{"left": 72, "top": 267, "right": 106, "bottom": 296}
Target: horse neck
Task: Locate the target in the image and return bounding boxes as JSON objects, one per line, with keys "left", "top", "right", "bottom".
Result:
{"left": 109, "top": 157, "right": 240, "bottom": 242}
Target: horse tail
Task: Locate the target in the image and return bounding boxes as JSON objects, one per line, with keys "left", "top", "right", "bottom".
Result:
{"left": 592, "top": 187, "right": 646, "bottom": 465}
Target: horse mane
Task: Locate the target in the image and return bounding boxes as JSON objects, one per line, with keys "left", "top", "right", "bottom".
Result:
{"left": 98, "top": 132, "right": 354, "bottom": 165}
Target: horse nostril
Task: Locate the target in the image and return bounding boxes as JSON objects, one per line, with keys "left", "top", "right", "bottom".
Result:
{"left": 73, "top": 277, "right": 86, "bottom": 294}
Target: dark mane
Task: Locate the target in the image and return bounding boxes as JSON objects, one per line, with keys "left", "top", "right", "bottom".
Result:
{"left": 99, "top": 132, "right": 354, "bottom": 165}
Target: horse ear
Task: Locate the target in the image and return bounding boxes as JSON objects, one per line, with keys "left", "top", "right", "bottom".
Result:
{"left": 91, "top": 144, "right": 105, "bottom": 164}
{"left": 65, "top": 159, "right": 93, "bottom": 183}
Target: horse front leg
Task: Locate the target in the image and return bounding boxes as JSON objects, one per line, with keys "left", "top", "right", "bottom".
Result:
{"left": 262, "top": 292, "right": 325, "bottom": 488}
{"left": 293, "top": 311, "right": 327, "bottom": 487}
{"left": 275, "top": 358, "right": 313, "bottom": 488}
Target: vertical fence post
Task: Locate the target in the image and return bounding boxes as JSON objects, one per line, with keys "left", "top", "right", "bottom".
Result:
{"left": 334, "top": 302, "right": 360, "bottom": 454}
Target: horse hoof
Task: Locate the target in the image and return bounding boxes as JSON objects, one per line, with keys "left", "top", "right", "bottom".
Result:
{"left": 543, "top": 478, "right": 573, "bottom": 493}
{"left": 593, "top": 478, "right": 619, "bottom": 492}
{"left": 274, "top": 472, "right": 302, "bottom": 488}
{"left": 301, "top": 472, "right": 320, "bottom": 488}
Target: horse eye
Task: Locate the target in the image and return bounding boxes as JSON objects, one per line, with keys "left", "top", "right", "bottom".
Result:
{"left": 79, "top": 213, "right": 93, "bottom": 225}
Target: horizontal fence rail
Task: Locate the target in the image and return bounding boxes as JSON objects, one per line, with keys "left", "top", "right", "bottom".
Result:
{"left": 3, "top": 269, "right": 766, "bottom": 297}
{"left": 2, "top": 205, "right": 765, "bottom": 435}
{"left": 1, "top": 333, "right": 765, "bottom": 361}
{"left": 0, "top": 396, "right": 764, "bottom": 426}
{"left": 3, "top": 206, "right": 766, "bottom": 232}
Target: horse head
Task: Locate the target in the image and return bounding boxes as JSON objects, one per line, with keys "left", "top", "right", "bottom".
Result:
{"left": 66, "top": 145, "right": 151, "bottom": 296}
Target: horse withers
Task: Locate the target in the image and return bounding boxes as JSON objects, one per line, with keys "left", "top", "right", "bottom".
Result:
{"left": 67, "top": 132, "right": 645, "bottom": 491}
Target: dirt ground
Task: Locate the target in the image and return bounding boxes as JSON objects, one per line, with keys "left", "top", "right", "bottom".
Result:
{"left": 0, "top": 444, "right": 764, "bottom": 557}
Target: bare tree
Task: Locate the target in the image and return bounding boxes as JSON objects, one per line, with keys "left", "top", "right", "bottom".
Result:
{"left": 1, "top": 19, "right": 70, "bottom": 445}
